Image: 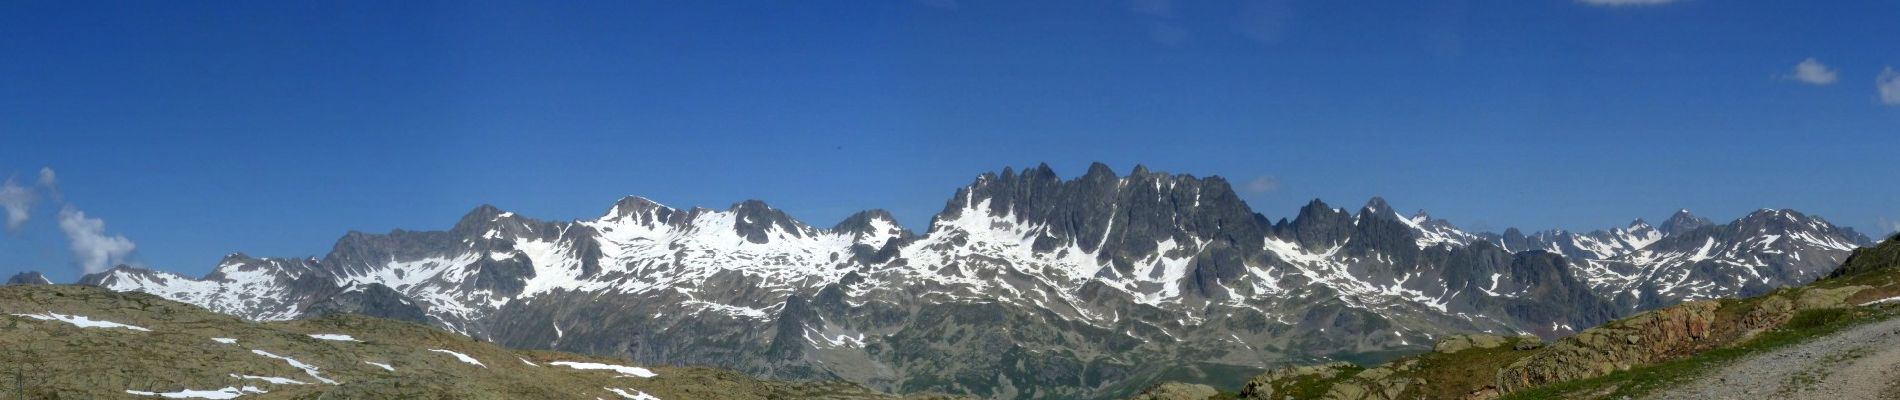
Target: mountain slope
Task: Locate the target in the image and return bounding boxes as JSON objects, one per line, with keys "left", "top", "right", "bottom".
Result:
{"left": 65, "top": 163, "right": 1873, "bottom": 399}
{"left": 1223, "top": 234, "right": 1900, "bottom": 400}
{"left": 0, "top": 284, "right": 939, "bottom": 399}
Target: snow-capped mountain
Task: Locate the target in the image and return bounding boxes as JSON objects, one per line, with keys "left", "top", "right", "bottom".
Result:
{"left": 1573, "top": 209, "right": 1871, "bottom": 309}
{"left": 1484, "top": 208, "right": 1872, "bottom": 310}
{"left": 70, "top": 163, "right": 1874, "bottom": 399}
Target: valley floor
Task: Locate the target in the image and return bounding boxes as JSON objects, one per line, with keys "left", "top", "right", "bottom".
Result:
{"left": 1653, "top": 313, "right": 1900, "bottom": 400}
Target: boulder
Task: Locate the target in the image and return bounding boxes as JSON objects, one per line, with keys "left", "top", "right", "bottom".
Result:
{"left": 1511, "top": 335, "right": 1543, "bottom": 351}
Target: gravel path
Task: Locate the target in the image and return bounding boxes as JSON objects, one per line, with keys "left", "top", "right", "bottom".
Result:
{"left": 1651, "top": 314, "right": 1900, "bottom": 400}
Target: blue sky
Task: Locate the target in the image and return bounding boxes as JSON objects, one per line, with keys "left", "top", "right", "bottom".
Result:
{"left": 2, "top": 0, "right": 1896, "bottom": 282}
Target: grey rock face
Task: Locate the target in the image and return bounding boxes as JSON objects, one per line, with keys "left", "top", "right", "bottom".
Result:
{"left": 300, "top": 282, "right": 432, "bottom": 325}
{"left": 72, "top": 164, "right": 1872, "bottom": 399}
{"left": 1660, "top": 209, "right": 1713, "bottom": 236}
{"left": 5, "top": 271, "right": 50, "bottom": 285}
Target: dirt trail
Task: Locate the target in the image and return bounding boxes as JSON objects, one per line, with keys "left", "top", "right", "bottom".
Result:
{"left": 1650, "top": 315, "right": 1900, "bottom": 400}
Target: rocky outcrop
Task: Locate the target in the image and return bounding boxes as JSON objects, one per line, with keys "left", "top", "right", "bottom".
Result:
{"left": 1319, "top": 359, "right": 1423, "bottom": 400}
{"left": 1495, "top": 282, "right": 1873, "bottom": 394}
{"left": 1127, "top": 382, "right": 1218, "bottom": 400}
{"left": 1433, "top": 334, "right": 1508, "bottom": 354}
{"left": 1495, "top": 300, "right": 1720, "bottom": 392}
{"left": 1238, "top": 362, "right": 1357, "bottom": 399}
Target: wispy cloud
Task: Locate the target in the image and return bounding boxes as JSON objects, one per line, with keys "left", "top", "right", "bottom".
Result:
{"left": 1577, "top": 0, "right": 1678, "bottom": 6}
{"left": 0, "top": 178, "right": 32, "bottom": 232}
{"left": 38, "top": 167, "right": 59, "bottom": 200}
{"left": 1786, "top": 58, "right": 1838, "bottom": 85}
{"left": 1244, "top": 176, "right": 1281, "bottom": 194}
{"left": 1879, "top": 67, "right": 1900, "bottom": 106}
{"left": 58, "top": 205, "right": 137, "bottom": 274}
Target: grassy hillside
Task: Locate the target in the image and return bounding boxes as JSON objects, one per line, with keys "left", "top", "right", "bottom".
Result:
{"left": 0, "top": 284, "right": 960, "bottom": 399}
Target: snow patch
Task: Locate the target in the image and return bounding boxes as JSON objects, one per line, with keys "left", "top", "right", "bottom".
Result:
{"left": 607, "top": 388, "right": 661, "bottom": 400}
{"left": 307, "top": 334, "right": 359, "bottom": 342}
{"left": 230, "top": 374, "right": 306, "bottom": 385}
{"left": 550, "top": 361, "right": 657, "bottom": 378}
{"left": 431, "top": 349, "right": 486, "bottom": 368}
{"left": 249, "top": 350, "right": 338, "bottom": 385}
{"left": 124, "top": 386, "right": 265, "bottom": 399}
{"left": 12, "top": 312, "right": 150, "bottom": 331}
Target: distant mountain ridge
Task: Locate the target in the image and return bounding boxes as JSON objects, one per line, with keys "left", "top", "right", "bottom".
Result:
{"left": 53, "top": 163, "right": 1873, "bottom": 399}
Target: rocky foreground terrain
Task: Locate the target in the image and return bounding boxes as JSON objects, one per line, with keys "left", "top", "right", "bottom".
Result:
{"left": 1133, "top": 233, "right": 1900, "bottom": 400}
{"left": 0, "top": 284, "right": 966, "bottom": 399}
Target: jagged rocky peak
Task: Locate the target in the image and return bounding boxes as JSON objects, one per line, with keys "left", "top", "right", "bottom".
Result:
{"left": 202, "top": 252, "right": 314, "bottom": 281}
{"left": 1731, "top": 208, "right": 1872, "bottom": 248}
{"left": 5, "top": 271, "right": 51, "bottom": 285}
{"left": 1660, "top": 209, "right": 1713, "bottom": 236}
{"left": 934, "top": 162, "right": 1268, "bottom": 256}
{"left": 1358, "top": 196, "right": 1397, "bottom": 219}
{"left": 831, "top": 209, "right": 910, "bottom": 239}
{"left": 1275, "top": 198, "right": 1354, "bottom": 249}
{"left": 601, "top": 195, "right": 690, "bottom": 227}
{"left": 726, "top": 199, "right": 817, "bottom": 244}
{"left": 452, "top": 203, "right": 510, "bottom": 231}
{"left": 76, "top": 264, "right": 168, "bottom": 287}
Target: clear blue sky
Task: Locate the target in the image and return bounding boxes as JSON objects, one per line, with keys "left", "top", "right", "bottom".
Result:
{"left": 3, "top": 0, "right": 1896, "bottom": 282}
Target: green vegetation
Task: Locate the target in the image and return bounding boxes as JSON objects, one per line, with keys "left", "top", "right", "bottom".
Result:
{"left": 1397, "top": 337, "right": 1540, "bottom": 399}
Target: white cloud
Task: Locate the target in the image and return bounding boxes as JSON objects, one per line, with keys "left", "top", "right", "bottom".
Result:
{"left": 1786, "top": 58, "right": 1838, "bottom": 85}
{"left": 1244, "top": 176, "right": 1281, "bottom": 194}
{"left": 0, "top": 178, "right": 32, "bottom": 232}
{"left": 58, "top": 205, "right": 136, "bottom": 274}
{"left": 1879, "top": 67, "right": 1900, "bottom": 106}
{"left": 1577, "top": 0, "right": 1678, "bottom": 6}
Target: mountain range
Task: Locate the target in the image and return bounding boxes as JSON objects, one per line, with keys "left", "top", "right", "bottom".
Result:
{"left": 51, "top": 163, "right": 1873, "bottom": 399}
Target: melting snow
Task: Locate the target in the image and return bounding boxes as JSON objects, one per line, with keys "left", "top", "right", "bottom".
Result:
{"left": 606, "top": 388, "right": 661, "bottom": 400}
{"left": 307, "top": 334, "right": 359, "bottom": 342}
{"left": 231, "top": 374, "right": 307, "bottom": 385}
{"left": 550, "top": 361, "right": 657, "bottom": 378}
{"left": 249, "top": 350, "right": 338, "bottom": 384}
{"left": 520, "top": 357, "right": 540, "bottom": 367}
{"left": 12, "top": 312, "right": 150, "bottom": 331}
{"left": 364, "top": 361, "right": 394, "bottom": 372}
{"left": 431, "top": 349, "right": 486, "bottom": 368}
{"left": 211, "top": 338, "right": 238, "bottom": 344}
{"left": 1860, "top": 296, "right": 1900, "bottom": 306}
{"left": 124, "top": 386, "right": 265, "bottom": 399}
